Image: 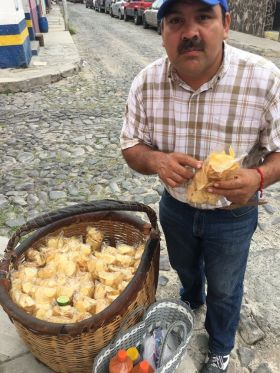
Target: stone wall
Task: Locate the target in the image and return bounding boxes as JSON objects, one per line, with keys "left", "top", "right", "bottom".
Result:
{"left": 228, "top": 0, "right": 277, "bottom": 37}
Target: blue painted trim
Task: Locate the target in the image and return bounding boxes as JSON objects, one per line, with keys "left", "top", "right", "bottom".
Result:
{"left": 0, "top": 37, "right": 31, "bottom": 68}
{"left": 0, "top": 19, "right": 27, "bottom": 36}
{"left": 28, "top": 27, "right": 35, "bottom": 41}
{"left": 25, "top": 12, "right": 35, "bottom": 41}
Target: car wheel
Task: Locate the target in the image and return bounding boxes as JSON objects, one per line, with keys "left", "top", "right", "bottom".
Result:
{"left": 143, "top": 15, "right": 149, "bottom": 29}
{"left": 157, "top": 22, "right": 161, "bottom": 35}
{"left": 134, "top": 12, "right": 141, "bottom": 25}
{"left": 124, "top": 11, "right": 129, "bottom": 21}
{"left": 118, "top": 10, "right": 123, "bottom": 20}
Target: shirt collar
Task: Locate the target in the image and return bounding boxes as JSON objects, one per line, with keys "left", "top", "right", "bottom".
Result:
{"left": 168, "top": 42, "right": 231, "bottom": 92}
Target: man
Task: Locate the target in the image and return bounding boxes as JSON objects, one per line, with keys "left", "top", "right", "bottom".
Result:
{"left": 120, "top": 0, "right": 280, "bottom": 371}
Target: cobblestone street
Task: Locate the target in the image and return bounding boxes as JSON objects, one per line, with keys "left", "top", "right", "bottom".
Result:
{"left": 0, "top": 3, "right": 280, "bottom": 372}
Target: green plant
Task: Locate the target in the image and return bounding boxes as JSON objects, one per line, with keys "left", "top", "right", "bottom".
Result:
{"left": 68, "top": 24, "right": 76, "bottom": 35}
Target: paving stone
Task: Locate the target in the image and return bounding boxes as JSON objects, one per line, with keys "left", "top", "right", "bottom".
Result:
{"left": 257, "top": 222, "right": 267, "bottom": 231}
{"left": 0, "top": 308, "right": 29, "bottom": 362}
{"left": 49, "top": 191, "right": 67, "bottom": 200}
{"left": 262, "top": 204, "right": 276, "bottom": 214}
{"left": 0, "top": 352, "right": 54, "bottom": 372}
{"left": 159, "top": 256, "right": 171, "bottom": 271}
{"left": 0, "top": 195, "right": 8, "bottom": 209}
{"left": 9, "top": 196, "right": 27, "bottom": 207}
{"left": 176, "top": 352, "right": 197, "bottom": 373}
{"left": 17, "top": 152, "right": 34, "bottom": 163}
{"left": 237, "top": 346, "right": 255, "bottom": 367}
{"left": 5, "top": 217, "right": 26, "bottom": 228}
{"left": 144, "top": 193, "right": 160, "bottom": 205}
{"left": 158, "top": 275, "right": 169, "bottom": 286}
{"left": 271, "top": 216, "right": 280, "bottom": 225}
{"left": 238, "top": 315, "right": 265, "bottom": 345}
{"left": 252, "top": 363, "right": 273, "bottom": 373}
{"left": 0, "top": 236, "right": 9, "bottom": 257}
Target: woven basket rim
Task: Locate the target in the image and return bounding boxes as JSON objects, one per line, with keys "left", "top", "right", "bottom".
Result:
{"left": 0, "top": 210, "right": 160, "bottom": 336}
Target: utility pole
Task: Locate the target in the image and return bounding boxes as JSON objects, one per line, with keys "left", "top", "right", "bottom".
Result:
{"left": 61, "top": 0, "right": 69, "bottom": 31}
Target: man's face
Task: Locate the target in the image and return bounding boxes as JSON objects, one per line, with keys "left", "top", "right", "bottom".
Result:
{"left": 161, "top": 0, "right": 230, "bottom": 89}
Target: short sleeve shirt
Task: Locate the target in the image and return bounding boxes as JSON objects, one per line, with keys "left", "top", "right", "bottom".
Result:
{"left": 120, "top": 44, "right": 280, "bottom": 209}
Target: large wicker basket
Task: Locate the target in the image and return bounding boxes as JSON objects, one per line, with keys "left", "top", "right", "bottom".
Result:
{"left": 0, "top": 200, "right": 160, "bottom": 373}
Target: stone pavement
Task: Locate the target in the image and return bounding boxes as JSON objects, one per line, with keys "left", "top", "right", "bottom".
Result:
{"left": 0, "top": 4, "right": 81, "bottom": 94}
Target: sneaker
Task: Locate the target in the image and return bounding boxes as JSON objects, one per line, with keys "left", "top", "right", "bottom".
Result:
{"left": 200, "top": 352, "right": 230, "bottom": 373}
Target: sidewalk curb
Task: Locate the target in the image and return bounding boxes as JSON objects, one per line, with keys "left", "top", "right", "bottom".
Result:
{"left": 228, "top": 40, "right": 280, "bottom": 59}
{"left": 0, "top": 62, "right": 82, "bottom": 94}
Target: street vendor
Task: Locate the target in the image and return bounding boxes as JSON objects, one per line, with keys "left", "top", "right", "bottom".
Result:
{"left": 120, "top": 0, "right": 280, "bottom": 371}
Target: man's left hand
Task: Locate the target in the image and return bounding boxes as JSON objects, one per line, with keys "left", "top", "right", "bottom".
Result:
{"left": 207, "top": 168, "right": 261, "bottom": 204}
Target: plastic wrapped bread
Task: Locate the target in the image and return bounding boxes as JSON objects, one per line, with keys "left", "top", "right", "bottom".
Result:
{"left": 73, "top": 294, "right": 97, "bottom": 314}
{"left": 86, "top": 227, "right": 104, "bottom": 252}
{"left": 186, "top": 146, "right": 240, "bottom": 205}
{"left": 95, "top": 299, "right": 110, "bottom": 314}
{"left": 26, "top": 249, "right": 46, "bottom": 267}
{"left": 116, "top": 243, "right": 135, "bottom": 256}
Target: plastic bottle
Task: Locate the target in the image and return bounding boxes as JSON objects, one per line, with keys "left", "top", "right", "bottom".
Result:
{"left": 131, "top": 360, "right": 154, "bottom": 373}
{"left": 127, "top": 347, "right": 141, "bottom": 365}
{"left": 109, "top": 349, "right": 133, "bottom": 373}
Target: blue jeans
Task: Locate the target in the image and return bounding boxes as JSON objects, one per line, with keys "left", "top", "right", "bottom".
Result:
{"left": 159, "top": 190, "right": 258, "bottom": 355}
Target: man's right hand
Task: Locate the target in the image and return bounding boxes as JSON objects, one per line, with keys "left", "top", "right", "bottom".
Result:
{"left": 156, "top": 152, "right": 202, "bottom": 188}
{"left": 122, "top": 145, "right": 202, "bottom": 187}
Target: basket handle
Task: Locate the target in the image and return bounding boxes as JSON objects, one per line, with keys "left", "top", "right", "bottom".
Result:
{"left": 112, "top": 305, "right": 146, "bottom": 343}
{"left": 5, "top": 199, "right": 158, "bottom": 253}
{"left": 157, "top": 320, "right": 188, "bottom": 367}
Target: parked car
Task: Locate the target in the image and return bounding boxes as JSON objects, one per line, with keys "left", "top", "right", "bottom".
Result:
{"left": 85, "top": 0, "right": 94, "bottom": 8}
{"left": 142, "top": 0, "right": 163, "bottom": 34}
{"left": 110, "top": 0, "right": 127, "bottom": 19}
{"left": 104, "top": 0, "right": 113, "bottom": 13}
{"left": 95, "top": 0, "right": 106, "bottom": 11}
{"left": 68, "top": 0, "right": 84, "bottom": 3}
{"left": 123, "top": 0, "right": 154, "bottom": 25}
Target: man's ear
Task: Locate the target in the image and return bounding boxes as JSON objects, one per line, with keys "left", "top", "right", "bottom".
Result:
{"left": 161, "top": 21, "right": 165, "bottom": 47}
{"left": 223, "top": 13, "right": 231, "bottom": 40}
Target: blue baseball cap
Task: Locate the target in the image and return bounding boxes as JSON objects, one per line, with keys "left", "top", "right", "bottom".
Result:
{"left": 157, "top": 0, "right": 229, "bottom": 21}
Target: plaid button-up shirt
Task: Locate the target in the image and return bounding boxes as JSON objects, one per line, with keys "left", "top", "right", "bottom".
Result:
{"left": 120, "top": 44, "right": 280, "bottom": 209}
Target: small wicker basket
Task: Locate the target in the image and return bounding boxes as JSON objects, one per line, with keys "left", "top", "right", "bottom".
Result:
{"left": 0, "top": 200, "right": 160, "bottom": 373}
{"left": 92, "top": 299, "right": 194, "bottom": 373}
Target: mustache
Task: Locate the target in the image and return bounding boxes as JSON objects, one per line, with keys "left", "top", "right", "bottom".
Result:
{"left": 178, "top": 36, "right": 204, "bottom": 54}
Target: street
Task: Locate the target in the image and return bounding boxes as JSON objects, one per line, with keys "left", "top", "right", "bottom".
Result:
{"left": 0, "top": 2, "right": 280, "bottom": 372}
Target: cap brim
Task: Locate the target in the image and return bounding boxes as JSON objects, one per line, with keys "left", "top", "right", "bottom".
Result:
{"left": 157, "top": 0, "right": 227, "bottom": 21}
